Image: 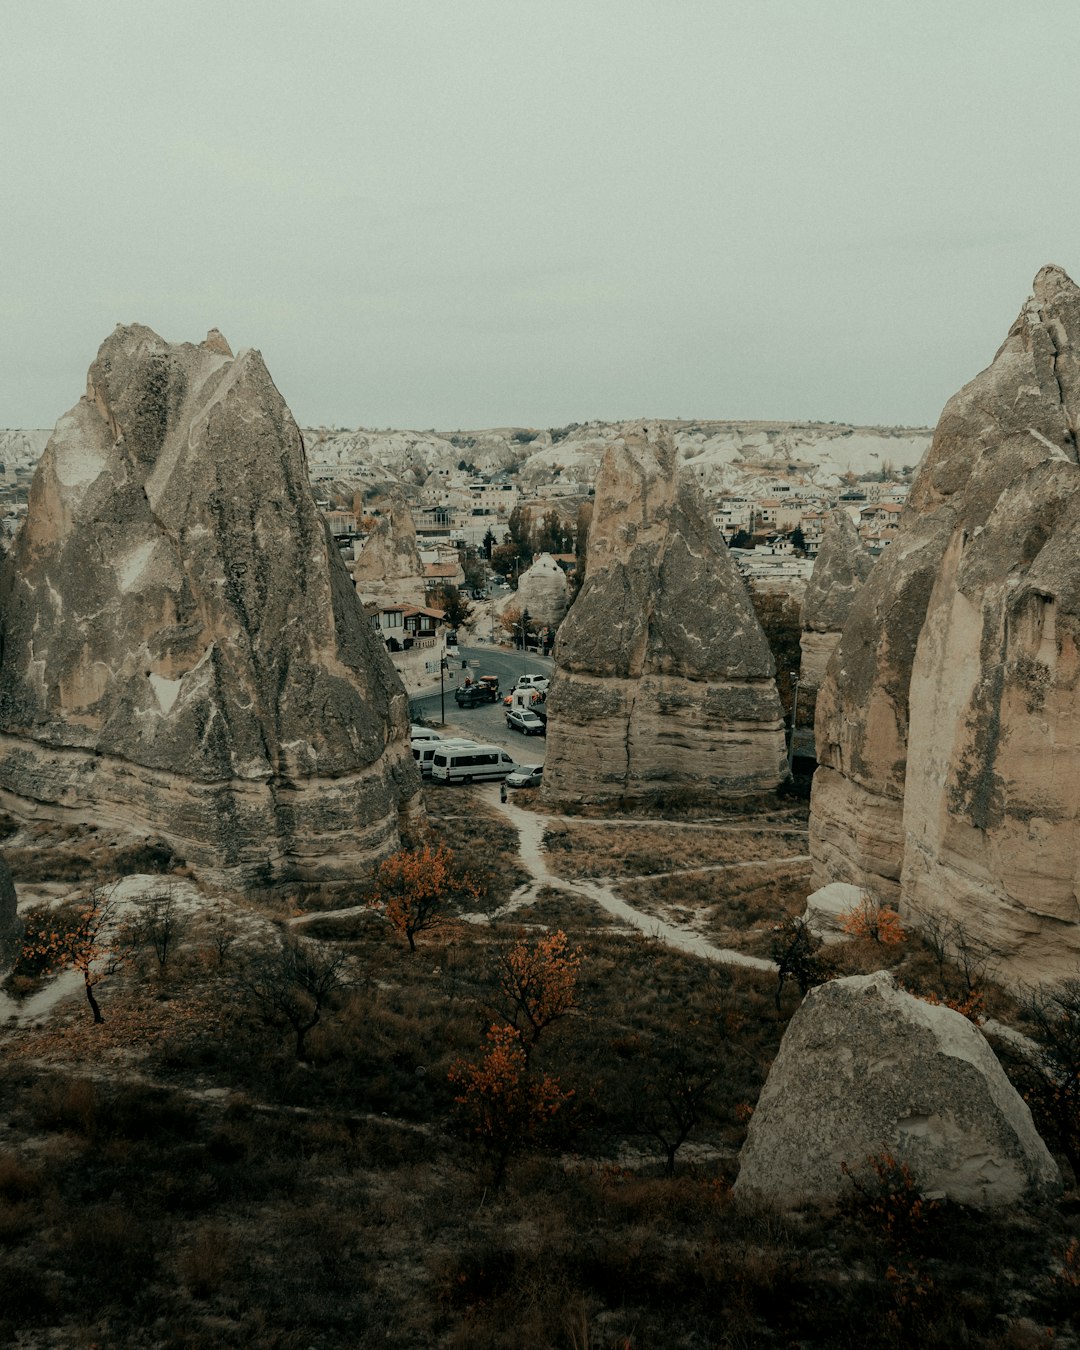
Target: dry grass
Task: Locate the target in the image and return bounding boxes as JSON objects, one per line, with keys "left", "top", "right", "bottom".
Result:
{"left": 544, "top": 819, "right": 809, "bottom": 881}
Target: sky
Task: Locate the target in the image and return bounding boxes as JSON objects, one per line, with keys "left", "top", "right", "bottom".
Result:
{"left": 2, "top": 1, "right": 1079, "bottom": 432}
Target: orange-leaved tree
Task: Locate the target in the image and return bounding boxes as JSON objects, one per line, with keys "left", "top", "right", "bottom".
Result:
{"left": 840, "top": 897, "right": 906, "bottom": 945}
{"left": 370, "top": 842, "right": 480, "bottom": 951}
{"left": 490, "top": 929, "right": 581, "bottom": 1059}
{"left": 449, "top": 1021, "right": 572, "bottom": 1188}
{"left": 19, "top": 882, "right": 124, "bottom": 1024}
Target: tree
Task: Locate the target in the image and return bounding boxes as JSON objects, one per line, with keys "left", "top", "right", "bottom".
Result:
{"left": 570, "top": 500, "right": 592, "bottom": 597}
{"left": 238, "top": 933, "right": 348, "bottom": 1060}
{"left": 482, "top": 526, "right": 496, "bottom": 560}
{"left": 369, "top": 842, "right": 480, "bottom": 951}
{"left": 489, "top": 930, "right": 581, "bottom": 1059}
{"left": 840, "top": 897, "right": 906, "bottom": 945}
{"left": 490, "top": 542, "right": 519, "bottom": 582}
{"left": 127, "top": 883, "right": 187, "bottom": 973}
{"left": 729, "top": 529, "right": 754, "bottom": 550}
{"left": 461, "top": 554, "right": 487, "bottom": 592}
{"left": 770, "top": 916, "right": 833, "bottom": 1010}
{"left": 449, "top": 1021, "right": 572, "bottom": 1188}
{"left": 789, "top": 525, "right": 807, "bottom": 554}
{"left": 19, "top": 882, "right": 125, "bottom": 1024}
{"left": 434, "top": 583, "right": 472, "bottom": 629}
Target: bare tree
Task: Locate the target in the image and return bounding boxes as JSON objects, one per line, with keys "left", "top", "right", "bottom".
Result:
{"left": 237, "top": 933, "right": 349, "bottom": 1060}
{"left": 129, "top": 883, "right": 187, "bottom": 972}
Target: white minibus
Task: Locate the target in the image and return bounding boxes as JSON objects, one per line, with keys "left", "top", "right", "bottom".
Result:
{"left": 412, "top": 738, "right": 478, "bottom": 777}
{"left": 430, "top": 744, "right": 517, "bottom": 784}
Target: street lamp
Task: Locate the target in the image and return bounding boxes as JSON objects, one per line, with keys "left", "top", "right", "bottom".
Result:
{"left": 787, "top": 671, "right": 800, "bottom": 774}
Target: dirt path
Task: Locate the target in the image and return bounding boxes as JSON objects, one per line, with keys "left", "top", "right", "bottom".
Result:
{"left": 474, "top": 788, "right": 776, "bottom": 972}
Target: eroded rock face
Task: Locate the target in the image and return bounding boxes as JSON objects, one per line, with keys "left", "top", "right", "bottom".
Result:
{"left": 513, "top": 552, "right": 569, "bottom": 629}
{"left": 352, "top": 497, "right": 426, "bottom": 607}
{"left": 799, "top": 510, "right": 873, "bottom": 690}
{"left": 811, "top": 266, "right": 1080, "bottom": 979}
{"left": 542, "top": 428, "right": 785, "bottom": 804}
{"left": 735, "top": 971, "right": 1060, "bottom": 1209}
{"left": 0, "top": 325, "right": 422, "bottom": 887}
{"left": 0, "top": 854, "right": 20, "bottom": 966}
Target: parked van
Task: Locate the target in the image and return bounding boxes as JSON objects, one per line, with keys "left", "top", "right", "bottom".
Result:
{"left": 412, "top": 738, "right": 478, "bottom": 777}
{"left": 430, "top": 744, "right": 517, "bottom": 784}
{"left": 410, "top": 725, "right": 441, "bottom": 742}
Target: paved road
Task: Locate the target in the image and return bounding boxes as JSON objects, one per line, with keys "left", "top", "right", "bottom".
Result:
{"left": 410, "top": 644, "right": 553, "bottom": 762}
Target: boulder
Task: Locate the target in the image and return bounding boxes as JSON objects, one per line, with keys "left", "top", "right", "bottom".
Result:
{"left": 0, "top": 325, "right": 423, "bottom": 888}
{"left": 801, "top": 881, "right": 866, "bottom": 943}
{"left": 811, "top": 266, "right": 1080, "bottom": 980}
{"left": 799, "top": 509, "right": 873, "bottom": 690}
{"left": 735, "top": 971, "right": 1060, "bottom": 1209}
{"left": 352, "top": 496, "right": 427, "bottom": 607}
{"left": 541, "top": 427, "right": 786, "bottom": 805}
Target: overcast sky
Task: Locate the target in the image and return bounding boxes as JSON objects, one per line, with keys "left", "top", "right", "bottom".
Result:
{"left": 3, "top": 2, "right": 1078, "bottom": 432}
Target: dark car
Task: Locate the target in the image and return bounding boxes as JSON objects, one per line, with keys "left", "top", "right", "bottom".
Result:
{"left": 506, "top": 708, "right": 546, "bottom": 736}
{"left": 454, "top": 685, "right": 488, "bottom": 708}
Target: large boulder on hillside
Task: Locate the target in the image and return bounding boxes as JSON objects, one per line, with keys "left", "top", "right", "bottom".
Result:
{"left": 799, "top": 510, "right": 873, "bottom": 690}
{"left": 352, "top": 496, "right": 426, "bottom": 607}
{"left": 541, "top": 427, "right": 786, "bottom": 805}
{"left": 0, "top": 325, "right": 422, "bottom": 888}
{"left": 810, "top": 266, "right": 1080, "bottom": 981}
{"left": 735, "top": 971, "right": 1060, "bottom": 1209}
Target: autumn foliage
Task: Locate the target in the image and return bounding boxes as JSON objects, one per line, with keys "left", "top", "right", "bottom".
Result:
{"left": 449, "top": 1022, "right": 573, "bottom": 1186}
{"left": 370, "top": 843, "right": 480, "bottom": 951}
{"left": 840, "top": 898, "right": 906, "bottom": 945}
{"left": 17, "top": 882, "right": 124, "bottom": 1023}
{"left": 491, "top": 929, "right": 581, "bottom": 1055}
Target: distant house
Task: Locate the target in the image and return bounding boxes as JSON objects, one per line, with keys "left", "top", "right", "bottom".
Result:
{"left": 424, "top": 560, "right": 465, "bottom": 589}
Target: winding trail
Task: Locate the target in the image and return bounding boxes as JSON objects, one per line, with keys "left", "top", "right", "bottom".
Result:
{"left": 472, "top": 788, "right": 777, "bottom": 972}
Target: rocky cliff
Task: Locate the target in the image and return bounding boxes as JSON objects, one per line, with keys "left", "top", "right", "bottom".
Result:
{"left": 352, "top": 496, "right": 427, "bottom": 607}
{"left": 542, "top": 428, "right": 786, "bottom": 805}
{"left": 799, "top": 509, "right": 873, "bottom": 691}
{"left": 811, "top": 266, "right": 1080, "bottom": 981}
{"left": 0, "top": 325, "right": 422, "bottom": 888}
{"left": 512, "top": 552, "right": 570, "bottom": 629}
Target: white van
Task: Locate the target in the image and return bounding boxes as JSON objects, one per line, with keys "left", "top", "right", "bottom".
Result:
{"left": 410, "top": 725, "right": 441, "bottom": 742}
{"left": 412, "top": 737, "right": 478, "bottom": 777}
{"left": 430, "top": 744, "right": 517, "bottom": 784}
{"left": 516, "top": 674, "right": 549, "bottom": 690}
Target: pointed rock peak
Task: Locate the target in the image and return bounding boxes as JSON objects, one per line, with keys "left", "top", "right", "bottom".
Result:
{"left": 202, "top": 328, "right": 234, "bottom": 357}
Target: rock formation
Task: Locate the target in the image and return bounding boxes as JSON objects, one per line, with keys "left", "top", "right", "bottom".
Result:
{"left": 507, "top": 552, "right": 569, "bottom": 630}
{"left": 811, "top": 266, "right": 1080, "bottom": 981}
{"left": 799, "top": 509, "right": 873, "bottom": 690}
{"left": 352, "top": 497, "right": 426, "bottom": 607}
{"left": 735, "top": 971, "right": 1060, "bottom": 1209}
{"left": 0, "top": 324, "right": 422, "bottom": 887}
{"left": 0, "top": 854, "right": 20, "bottom": 966}
{"left": 541, "top": 427, "right": 786, "bottom": 805}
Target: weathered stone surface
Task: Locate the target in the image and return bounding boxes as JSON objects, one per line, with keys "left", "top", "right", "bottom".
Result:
{"left": 0, "top": 853, "right": 20, "bottom": 966}
{"left": 799, "top": 510, "right": 873, "bottom": 690}
{"left": 542, "top": 427, "right": 786, "bottom": 804}
{"left": 802, "top": 881, "right": 866, "bottom": 943}
{"left": 352, "top": 496, "right": 426, "bottom": 607}
{"left": 0, "top": 325, "right": 422, "bottom": 888}
{"left": 811, "top": 267, "right": 1080, "bottom": 978}
{"left": 513, "top": 551, "right": 569, "bottom": 629}
{"left": 735, "top": 971, "right": 1060, "bottom": 1209}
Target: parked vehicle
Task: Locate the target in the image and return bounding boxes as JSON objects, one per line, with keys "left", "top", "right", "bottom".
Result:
{"left": 430, "top": 744, "right": 517, "bottom": 784}
{"left": 412, "top": 737, "right": 478, "bottom": 777}
{"left": 506, "top": 708, "right": 546, "bottom": 737}
{"left": 516, "top": 674, "right": 549, "bottom": 690}
{"left": 410, "top": 725, "right": 441, "bottom": 742}
{"left": 455, "top": 675, "right": 500, "bottom": 707}
{"left": 505, "top": 763, "right": 543, "bottom": 789}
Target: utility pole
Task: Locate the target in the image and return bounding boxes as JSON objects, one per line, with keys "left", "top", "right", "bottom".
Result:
{"left": 439, "top": 656, "right": 448, "bottom": 726}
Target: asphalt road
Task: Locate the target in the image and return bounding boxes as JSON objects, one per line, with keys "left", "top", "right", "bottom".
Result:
{"left": 410, "top": 643, "right": 553, "bottom": 762}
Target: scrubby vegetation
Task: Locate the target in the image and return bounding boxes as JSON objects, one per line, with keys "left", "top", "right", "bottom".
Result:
{"left": 0, "top": 789, "right": 1075, "bottom": 1347}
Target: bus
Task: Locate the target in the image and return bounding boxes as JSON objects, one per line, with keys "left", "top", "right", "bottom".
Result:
{"left": 430, "top": 744, "right": 517, "bottom": 784}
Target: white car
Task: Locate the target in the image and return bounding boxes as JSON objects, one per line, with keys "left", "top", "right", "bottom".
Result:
{"left": 516, "top": 674, "right": 549, "bottom": 691}
{"left": 505, "top": 764, "right": 543, "bottom": 789}
{"left": 506, "top": 708, "right": 546, "bottom": 736}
